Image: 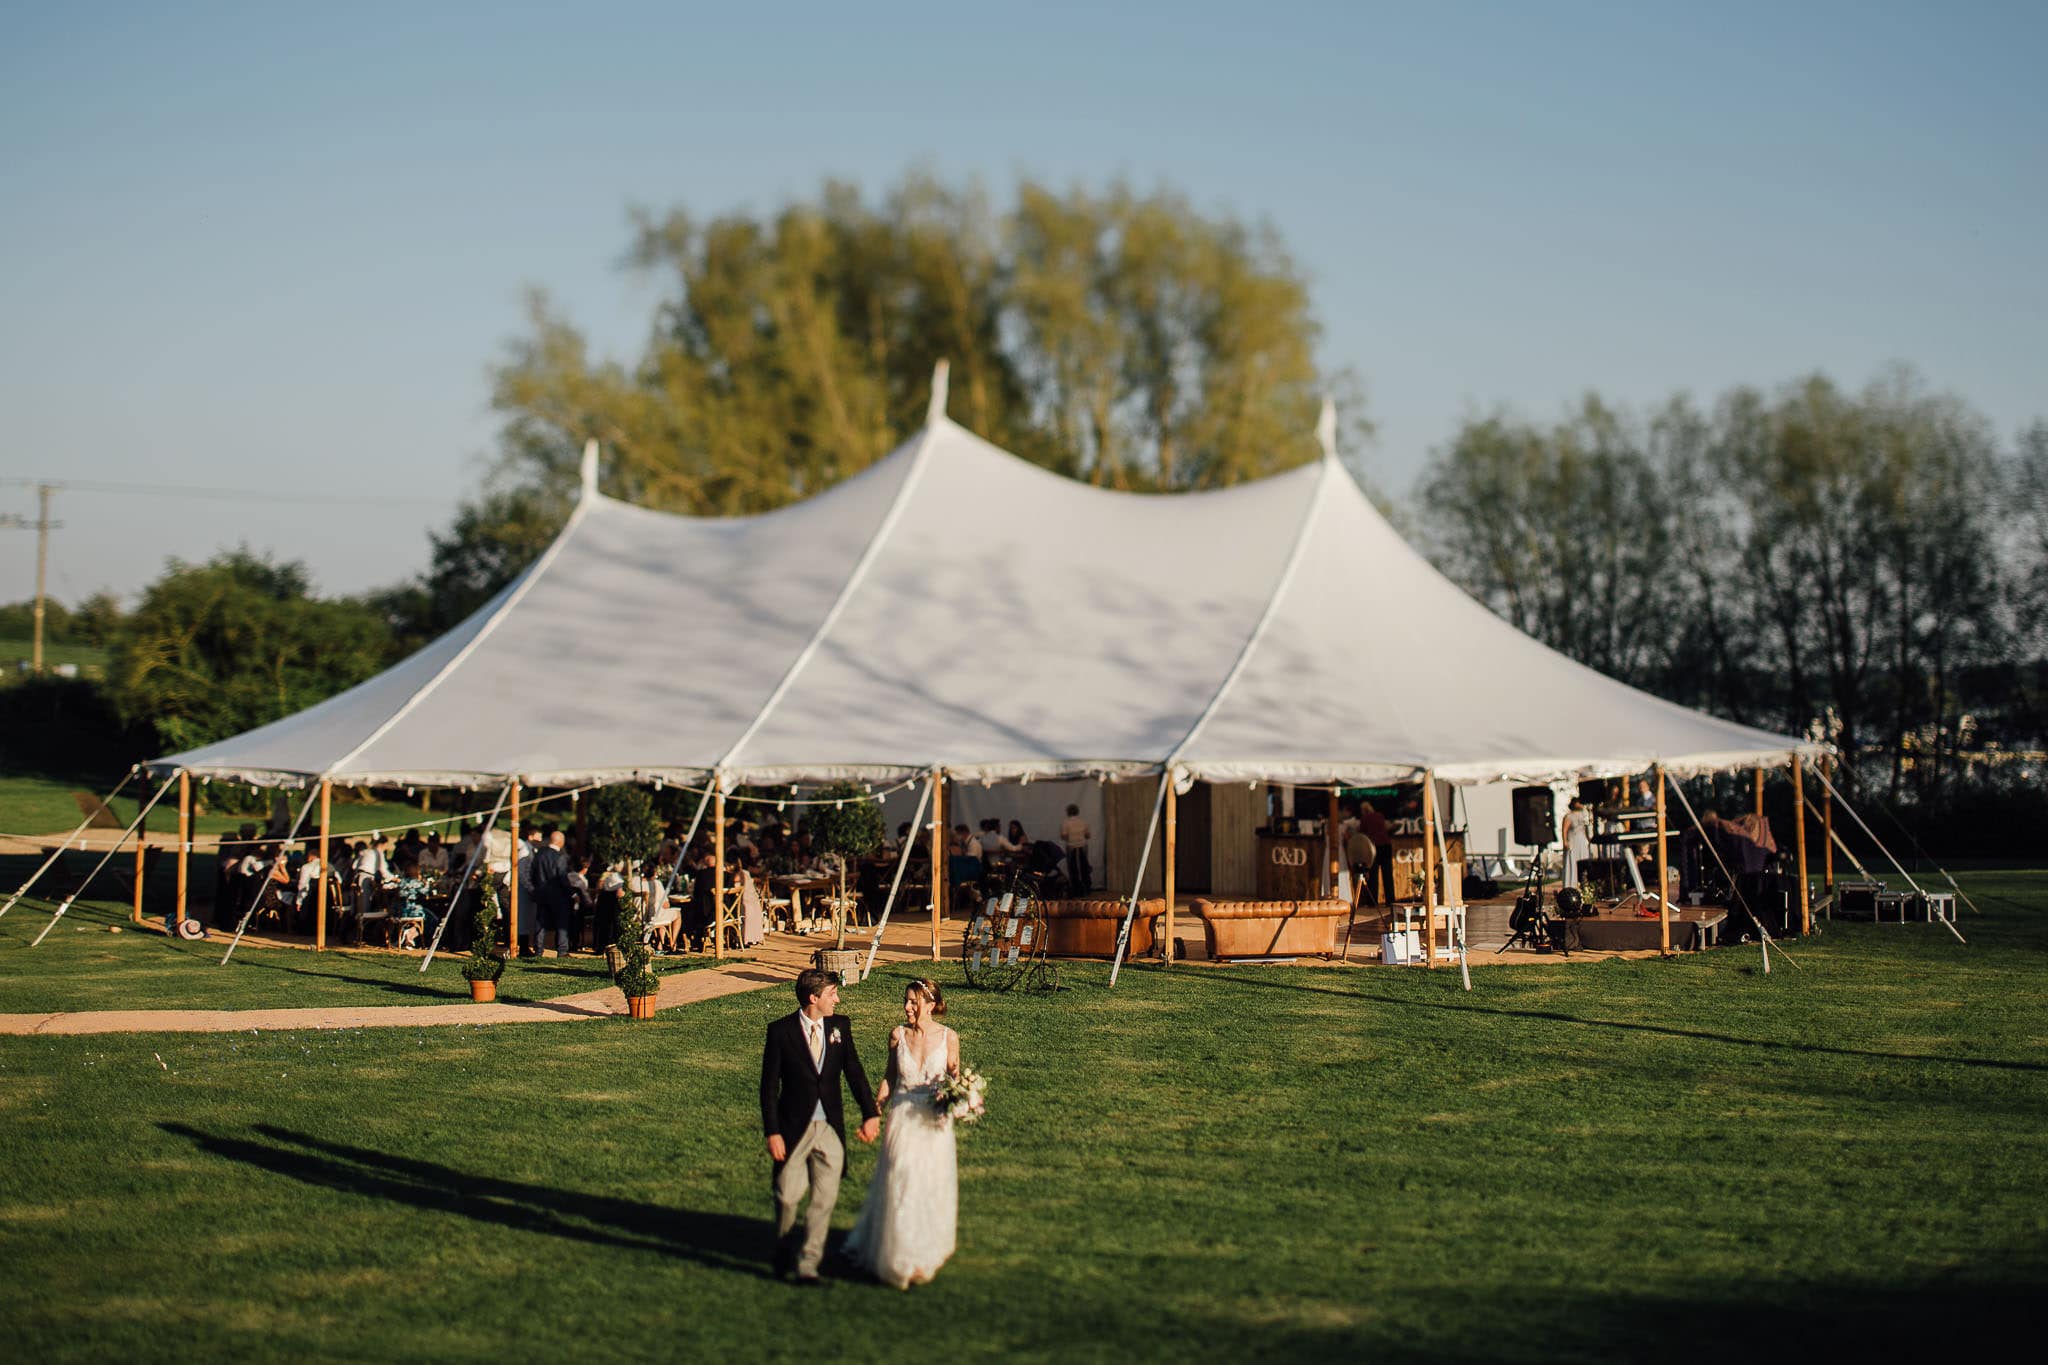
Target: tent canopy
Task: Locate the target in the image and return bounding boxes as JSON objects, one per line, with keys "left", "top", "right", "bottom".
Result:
{"left": 152, "top": 400, "right": 1818, "bottom": 791}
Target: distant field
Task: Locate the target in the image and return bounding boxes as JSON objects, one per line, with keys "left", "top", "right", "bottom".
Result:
{"left": 0, "top": 636, "right": 108, "bottom": 676}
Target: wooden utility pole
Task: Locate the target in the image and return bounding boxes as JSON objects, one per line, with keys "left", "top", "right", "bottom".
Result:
{"left": 1649, "top": 766, "right": 1668, "bottom": 954}
{"left": 1, "top": 486, "right": 62, "bottom": 674}
{"left": 315, "top": 780, "right": 331, "bottom": 949}
{"left": 175, "top": 771, "right": 191, "bottom": 931}
{"left": 1162, "top": 783, "right": 1178, "bottom": 965}
{"left": 1421, "top": 776, "right": 1439, "bottom": 968}
{"left": 1792, "top": 755, "right": 1811, "bottom": 935}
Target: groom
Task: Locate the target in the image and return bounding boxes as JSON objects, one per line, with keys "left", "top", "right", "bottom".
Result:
{"left": 760, "top": 967, "right": 880, "bottom": 1282}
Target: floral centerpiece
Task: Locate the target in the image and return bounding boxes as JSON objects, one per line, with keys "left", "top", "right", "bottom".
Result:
{"left": 933, "top": 1066, "right": 987, "bottom": 1126}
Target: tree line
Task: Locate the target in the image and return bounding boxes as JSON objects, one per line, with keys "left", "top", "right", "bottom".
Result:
{"left": 2, "top": 173, "right": 2040, "bottom": 848}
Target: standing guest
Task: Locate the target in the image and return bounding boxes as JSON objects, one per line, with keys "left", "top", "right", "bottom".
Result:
{"left": 1562, "top": 798, "right": 1593, "bottom": 889}
{"left": 1059, "top": 804, "right": 1093, "bottom": 893}
{"left": 533, "top": 826, "right": 575, "bottom": 956}
{"left": 515, "top": 826, "right": 543, "bottom": 955}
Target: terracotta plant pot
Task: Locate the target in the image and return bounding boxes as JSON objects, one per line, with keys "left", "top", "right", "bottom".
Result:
{"left": 627, "top": 993, "right": 657, "bottom": 1020}
{"left": 469, "top": 979, "right": 497, "bottom": 1003}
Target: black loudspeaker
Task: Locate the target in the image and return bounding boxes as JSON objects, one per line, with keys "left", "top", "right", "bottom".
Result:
{"left": 1512, "top": 786, "right": 1556, "bottom": 847}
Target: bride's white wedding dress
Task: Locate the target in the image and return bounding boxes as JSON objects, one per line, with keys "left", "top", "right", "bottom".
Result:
{"left": 844, "top": 1026, "right": 957, "bottom": 1288}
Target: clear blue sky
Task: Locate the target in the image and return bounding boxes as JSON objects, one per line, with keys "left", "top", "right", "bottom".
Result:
{"left": 3, "top": 0, "right": 2042, "bottom": 604}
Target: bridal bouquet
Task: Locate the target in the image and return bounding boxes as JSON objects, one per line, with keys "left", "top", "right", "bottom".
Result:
{"left": 933, "top": 1066, "right": 987, "bottom": 1126}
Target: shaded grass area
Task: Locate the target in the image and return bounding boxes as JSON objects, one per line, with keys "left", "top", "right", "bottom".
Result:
{"left": 0, "top": 894, "right": 717, "bottom": 1013}
{"left": 1, "top": 873, "right": 2043, "bottom": 1362}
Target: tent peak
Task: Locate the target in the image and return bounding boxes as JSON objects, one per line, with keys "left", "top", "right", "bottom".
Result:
{"left": 1315, "top": 397, "right": 1338, "bottom": 464}
{"left": 927, "top": 359, "right": 950, "bottom": 427}
{"left": 578, "top": 439, "right": 599, "bottom": 501}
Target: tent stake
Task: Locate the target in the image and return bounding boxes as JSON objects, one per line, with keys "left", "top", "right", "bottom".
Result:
{"left": 861, "top": 774, "right": 936, "bottom": 978}
{"left": 1, "top": 768, "right": 139, "bottom": 919}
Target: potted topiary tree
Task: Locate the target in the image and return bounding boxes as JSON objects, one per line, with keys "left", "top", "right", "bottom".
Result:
{"left": 461, "top": 875, "right": 507, "bottom": 1002}
{"left": 806, "top": 779, "right": 884, "bottom": 976}
{"left": 585, "top": 785, "right": 666, "bottom": 1019}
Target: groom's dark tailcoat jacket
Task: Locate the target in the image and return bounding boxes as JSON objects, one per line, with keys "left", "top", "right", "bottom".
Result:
{"left": 760, "top": 1011, "right": 879, "bottom": 1158}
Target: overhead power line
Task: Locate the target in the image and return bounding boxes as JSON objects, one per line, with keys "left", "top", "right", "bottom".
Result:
{"left": 0, "top": 476, "right": 448, "bottom": 507}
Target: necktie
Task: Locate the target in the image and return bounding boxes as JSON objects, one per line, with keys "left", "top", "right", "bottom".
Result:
{"left": 807, "top": 1019, "right": 823, "bottom": 1068}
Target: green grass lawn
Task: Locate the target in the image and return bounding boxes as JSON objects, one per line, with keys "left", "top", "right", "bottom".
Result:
{"left": 1, "top": 872, "right": 2043, "bottom": 1363}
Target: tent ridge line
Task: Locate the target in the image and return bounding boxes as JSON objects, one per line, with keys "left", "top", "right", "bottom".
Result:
{"left": 712, "top": 421, "right": 945, "bottom": 774}
{"left": 321, "top": 497, "right": 599, "bottom": 780}
{"left": 1166, "top": 458, "right": 1336, "bottom": 769}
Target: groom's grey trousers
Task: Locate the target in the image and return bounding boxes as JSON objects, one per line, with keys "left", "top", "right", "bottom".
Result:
{"left": 773, "top": 1120, "right": 843, "bottom": 1276}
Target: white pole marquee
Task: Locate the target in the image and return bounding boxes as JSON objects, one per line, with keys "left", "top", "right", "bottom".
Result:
{"left": 147, "top": 368, "right": 1821, "bottom": 795}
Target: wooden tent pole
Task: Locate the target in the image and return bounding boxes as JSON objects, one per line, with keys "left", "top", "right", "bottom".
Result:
{"left": 930, "top": 773, "right": 946, "bottom": 961}
{"left": 1655, "top": 765, "right": 1670, "bottom": 955}
{"left": 315, "top": 779, "right": 331, "bottom": 949}
{"left": 1792, "top": 755, "right": 1811, "bottom": 936}
{"left": 131, "top": 802, "right": 146, "bottom": 924}
{"left": 1753, "top": 767, "right": 1765, "bottom": 820}
{"left": 1326, "top": 785, "right": 1341, "bottom": 901}
{"left": 1163, "top": 782, "right": 1177, "bottom": 966}
{"left": 1821, "top": 755, "right": 1835, "bottom": 893}
{"left": 507, "top": 780, "right": 521, "bottom": 952}
{"left": 175, "top": 771, "right": 190, "bottom": 931}
{"left": 1421, "top": 775, "right": 1439, "bottom": 968}
{"left": 713, "top": 789, "right": 727, "bottom": 961}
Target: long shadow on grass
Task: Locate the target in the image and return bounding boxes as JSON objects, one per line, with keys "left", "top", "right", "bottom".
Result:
{"left": 161, "top": 1122, "right": 770, "bottom": 1274}
{"left": 1188, "top": 969, "right": 2048, "bottom": 1074}
{"left": 232, "top": 959, "right": 455, "bottom": 1001}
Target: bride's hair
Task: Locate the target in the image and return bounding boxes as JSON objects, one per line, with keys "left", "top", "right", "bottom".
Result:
{"left": 906, "top": 978, "right": 947, "bottom": 1017}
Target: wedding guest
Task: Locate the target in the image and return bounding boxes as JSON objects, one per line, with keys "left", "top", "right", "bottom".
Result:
{"left": 1355, "top": 800, "right": 1394, "bottom": 906}
{"left": 1059, "top": 804, "right": 1092, "bottom": 893}
{"left": 417, "top": 832, "right": 450, "bottom": 875}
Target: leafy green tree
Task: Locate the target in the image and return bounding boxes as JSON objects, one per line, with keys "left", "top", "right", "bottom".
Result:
{"left": 106, "top": 549, "right": 398, "bottom": 754}
{"left": 585, "top": 784, "right": 663, "bottom": 870}
{"left": 487, "top": 171, "right": 1368, "bottom": 510}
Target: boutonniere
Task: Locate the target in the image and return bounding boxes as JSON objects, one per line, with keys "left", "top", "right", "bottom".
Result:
{"left": 827, "top": 1026, "right": 843, "bottom": 1046}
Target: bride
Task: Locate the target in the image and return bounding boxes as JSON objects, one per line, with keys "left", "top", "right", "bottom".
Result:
{"left": 843, "top": 978, "right": 959, "bottom": 1288}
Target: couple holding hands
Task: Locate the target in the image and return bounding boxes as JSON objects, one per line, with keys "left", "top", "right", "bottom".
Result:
{"left": 761, "top": 968, "right": 965, "bottom": 1289}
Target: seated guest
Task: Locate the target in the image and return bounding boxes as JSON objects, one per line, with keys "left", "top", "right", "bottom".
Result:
{"left": 637, "top": 859, "right": 680, "bottom": 952}
{"left": 417, "top": 833, "right": 450, "bottom": 875}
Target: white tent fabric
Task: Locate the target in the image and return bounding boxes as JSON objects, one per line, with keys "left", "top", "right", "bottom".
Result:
{"left": 150, "top": 414, "right": 1818, "bottom": 789}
